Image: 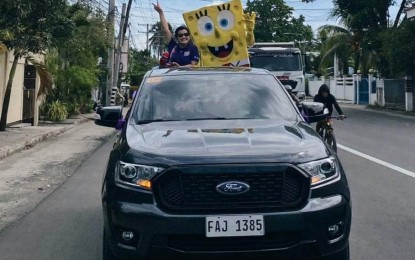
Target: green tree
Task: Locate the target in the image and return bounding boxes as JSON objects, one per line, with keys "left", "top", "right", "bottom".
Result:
{"left": 245, "top": 0, "right": 313, "bottom": 43}
{"left": 126, "top": 49, "right": 158, "bottom": 86}
{"left": 327, "top": 0, "right": 397, "bottom": 75}
{"left": 318, "top": 25, "right": 361, "bottom": 75}
{"left": 0, "top": 0, "right": 69, "bottom": 130}
{"left": 46, "top": 3, "right": 109, "bottom": 114}
{"left": 381, "top": 20, "right": 415, "bottom": 77}
{"left": 303, "top": 0, "right": 415, "bottom": 77}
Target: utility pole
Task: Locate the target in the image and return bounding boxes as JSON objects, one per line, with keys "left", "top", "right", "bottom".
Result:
{"left": 138, "top": 23, "right": 151, "bottom": 51}
{"left": 158, "top": 31, "right": 161, "bottom": 60}
{"left": 105, "top": 0, "right": 116, "bottom": 106}
{"left": 112, "top": 3, "right": 127, "bottom": 92}
{"left": 146, "top": 24, "right": 149, "bottom": 50}
{"left": 122, "top": 0, "right": 133, "bottom": 46}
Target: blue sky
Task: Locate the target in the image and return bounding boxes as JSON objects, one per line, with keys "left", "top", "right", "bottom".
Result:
{"left": 119, "top": 0, "right": 401, "bottom": 50}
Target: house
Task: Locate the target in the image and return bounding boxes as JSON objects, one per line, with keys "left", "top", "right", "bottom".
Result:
{"left": 406, "top": 5, "right": 415, "bottom": 20}
{"left": 0, "top": 50, "right": 43, "bottom": 127}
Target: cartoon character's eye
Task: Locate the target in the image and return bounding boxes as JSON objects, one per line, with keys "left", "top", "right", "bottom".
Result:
{"left": 217, "top": 10, "right": 234, "bottom": 31}
{"left": 197, "top": 16, "right": 215, "bottom": 36}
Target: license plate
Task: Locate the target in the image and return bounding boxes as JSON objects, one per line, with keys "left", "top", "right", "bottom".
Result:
{"left": 206, "top": 215, "right": 264, "bottom": 237}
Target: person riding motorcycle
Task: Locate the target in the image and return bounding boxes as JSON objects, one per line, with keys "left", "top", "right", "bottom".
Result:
{"left": 313, "top": 84, "right": 345, "bottom": 134}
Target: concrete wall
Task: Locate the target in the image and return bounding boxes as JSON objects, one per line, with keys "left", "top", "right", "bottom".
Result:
{"left": 308, "top": 78, "right": 324, "bottom": 97}
{"left": 308, "top": 77, "right": 354, "bottom": 102}
{"left": 310, "top": 76, "right": 413, "bottom": 111}
{"left": 0, "top": 52, "right": 5, "bottom": 115}
{"left": 330, "top": 77, "right": 354, "bottom": 101}
{"left": 0, "top": 51, "right": 42, "bottom": 126}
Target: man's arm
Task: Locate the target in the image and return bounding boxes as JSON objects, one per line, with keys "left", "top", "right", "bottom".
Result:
{"left": 178, "top": 62, "right": 197, "bottom": 68}
{"left": 291, "top": 93, "right": 300, "bottom": 106}
{"left": 332, "top": 96, "right": 344, "bottom": 116}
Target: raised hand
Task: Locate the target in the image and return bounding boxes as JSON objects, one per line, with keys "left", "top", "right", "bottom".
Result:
{"left": 244, "top": 12, "right": 256, "bottom": 47}
{"left": 152, "top": 0, "right": 163, "bottom": 14}
{"left": 243, "top": 12, "right": 256, "bottom": 31}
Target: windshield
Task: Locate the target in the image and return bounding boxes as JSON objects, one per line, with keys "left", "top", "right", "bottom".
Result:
{"left": 134, "top": 73, "right": 298, "bottom": 122}
{"left": 250, "top": 53, "right": 302, "bottom": 71}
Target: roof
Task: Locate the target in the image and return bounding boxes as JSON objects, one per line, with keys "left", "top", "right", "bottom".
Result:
{"left": 249, "top": 42, "right": 300, "bottom": 53}
{"left": 148, "top": 66, "right": 271, "bottom": 77}
{"left": 252, "top": 42, "right": 296, "bottom": 48}
{"left": 406, "top": 5, "right": 415, "bottom": 19}
{"left": 249, "top": 47, "right": 301, "bottom": 54}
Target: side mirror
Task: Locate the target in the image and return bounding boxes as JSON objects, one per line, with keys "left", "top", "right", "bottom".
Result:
{"left": 301, "top": 102, "right": 329, "bottom": 123}
{"left": 94, "top": 106, "right": 123, "bottom": 128}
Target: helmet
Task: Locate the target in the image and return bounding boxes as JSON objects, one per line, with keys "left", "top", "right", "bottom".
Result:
{"left": 284, "top": 85, "right": 293, "bottom": 93}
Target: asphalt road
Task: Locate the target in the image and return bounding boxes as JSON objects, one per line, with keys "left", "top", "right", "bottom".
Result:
{"left": 0, "top": 106, "right": 414, "bottom": 260}
{"left": 333, "top": 106, "right": 415, "bottom": 260}
{"left": 0, "top": 132, "right": 113, "bottom": 260}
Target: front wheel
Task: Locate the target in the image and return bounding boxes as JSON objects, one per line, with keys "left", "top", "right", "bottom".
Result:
{"left": 324, "top": 131, "right": 337, "bottom": 152}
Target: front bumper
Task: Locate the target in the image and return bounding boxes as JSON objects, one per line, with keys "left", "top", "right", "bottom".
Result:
{"left": 103, "top": 194, "right": 351, "bottom": 259}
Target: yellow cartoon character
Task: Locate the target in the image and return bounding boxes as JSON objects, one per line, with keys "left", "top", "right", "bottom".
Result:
{"left": 183, "top": 0, "right": 256, "bottom": 67}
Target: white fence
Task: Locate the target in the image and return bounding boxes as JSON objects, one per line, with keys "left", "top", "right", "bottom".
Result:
{"left": 308, "top": 76, "right": 414, "bottom": 111}
{"left": 308, "top": 77, "right": 354, "bottom": 102}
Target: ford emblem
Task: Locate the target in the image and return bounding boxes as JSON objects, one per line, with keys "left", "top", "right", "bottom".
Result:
{"left": 216, "top": 181, "right": 250, "bottom": 195}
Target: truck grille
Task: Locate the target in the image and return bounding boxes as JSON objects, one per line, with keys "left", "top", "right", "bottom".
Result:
{"left": 153, "top": 164, "right": 310, "bottom": 214}
{"left": 161, "top": 232, "right": 301, "bottom": 252}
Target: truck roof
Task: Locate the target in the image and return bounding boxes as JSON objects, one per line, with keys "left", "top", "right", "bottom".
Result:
{"left": 249, "top": 42, "right": 301, "bottom": 53}
{"left": 252, "top": 42, "right": 296, "bottom": 48}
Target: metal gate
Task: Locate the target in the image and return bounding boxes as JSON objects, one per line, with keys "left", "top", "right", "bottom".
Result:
{"left": 384, "top": 79, "right": 405, "bottom": 110}
{"left": 355, "top": 78, "right": 369, "bottom": 104}
{"left": 23, "top": 65, "right": 36, "bottom": 125}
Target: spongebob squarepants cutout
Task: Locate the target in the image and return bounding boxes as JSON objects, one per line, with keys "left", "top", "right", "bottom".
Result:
{"left": 183, "top": 0, "right": 255, "bottom": 67}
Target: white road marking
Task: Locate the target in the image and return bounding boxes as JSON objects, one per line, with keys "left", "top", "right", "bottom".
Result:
{"left": 338, "top": 144, "right": 415, "bottom": 178}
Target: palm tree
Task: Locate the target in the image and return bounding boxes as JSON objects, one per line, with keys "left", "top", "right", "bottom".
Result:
{"left": 149, "top": 21, "right": 173, "bottom": 58}
{"left": 318, "top": 24, "right": 381, "bottom": 75}
{"left": 318, "top": 25, "right": 356, "bottom": 75}
{"left": 319, "top": 24, "right": 378, "bottom": 75}
{"left": 326, "top": 1, "right": 394, "bottom": 75}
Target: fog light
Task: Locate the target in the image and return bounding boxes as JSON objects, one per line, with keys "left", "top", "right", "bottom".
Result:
{"left": 122, "top": 231, "right": 134, "bottom": 241}
{"left": 328, "top": 225, "right": 339, "bottom": 235}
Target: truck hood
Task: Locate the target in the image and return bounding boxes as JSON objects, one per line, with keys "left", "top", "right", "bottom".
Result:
{"left": 123, "top": 119, "right": 329, "bottom": 165}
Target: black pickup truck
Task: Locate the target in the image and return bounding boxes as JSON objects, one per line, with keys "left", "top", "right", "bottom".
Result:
{"left": 96, "top": 67, "right": 351, "bottom": 260}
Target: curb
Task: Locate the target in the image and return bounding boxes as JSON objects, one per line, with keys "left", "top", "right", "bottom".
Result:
{"left": 0, "top": 116, "right": 92, "bottom": 161}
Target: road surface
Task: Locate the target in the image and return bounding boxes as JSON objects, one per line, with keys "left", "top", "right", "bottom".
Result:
{"left": 0, "top": 106, "right": 414, "bottom": 260}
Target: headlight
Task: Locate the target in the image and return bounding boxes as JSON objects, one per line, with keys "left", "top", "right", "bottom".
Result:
{"left": 115, "top": 162, "right": 164, "bottom": 190}
{"left": 298, "top": 156, "right": 339, "bottom": 186}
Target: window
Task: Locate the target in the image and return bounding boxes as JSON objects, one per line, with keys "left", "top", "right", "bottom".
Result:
{"left": 250, "top": 53, "right": 302, "bottom": 71}
{"left": 134, "top": 73, "right": 297, "bottom": 122}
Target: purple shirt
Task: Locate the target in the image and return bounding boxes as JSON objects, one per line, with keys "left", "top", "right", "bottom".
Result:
{"left": 167, "top": 39, "right": 199, "bottom": 66}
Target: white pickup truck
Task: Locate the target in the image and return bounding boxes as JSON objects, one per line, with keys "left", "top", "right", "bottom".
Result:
{"left": 249, "top": 42, "right": 306, "bottom": 100}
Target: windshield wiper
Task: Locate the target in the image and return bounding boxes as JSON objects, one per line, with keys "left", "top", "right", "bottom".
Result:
{"left": 135, "top": 119, "right": 181, "bottom": 124}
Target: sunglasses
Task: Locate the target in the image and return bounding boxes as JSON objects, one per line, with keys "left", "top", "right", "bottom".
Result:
{"left": 178, "top": 33, "right": 189, "bottom": 38}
